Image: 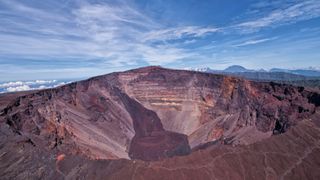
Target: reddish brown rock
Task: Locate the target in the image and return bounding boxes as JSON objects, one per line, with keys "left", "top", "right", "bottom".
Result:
{"left": 114, "top": 66, "right": 319, "bottom": 147}
{"left": 0, "top": 66, "right": 320, "bottom": 179}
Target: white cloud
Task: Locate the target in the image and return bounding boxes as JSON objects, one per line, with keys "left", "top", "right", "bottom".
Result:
{"left": 234, "top": 37, "right": 277, "bottom": 47}
{"left": 0, "top": 81, "right": 25, "bottom": 88}
{"left": 142, "top": 26, "right": 219, "bottom": 42}
{"left": 73, "top": 3, "right": 157, "bottom": 29}
{"left": 0, "top": 80, "right": 57, "bottom": 88}
{"left": 5, "top": 84, "right": 51, "bottom": 93}
{"left": 6, "top": 85, "right": 32, "bottom": 92}
{"left": 0, "top": 80, "right": 70, "bottom": 93}
{"left": 0, "top": 0, "right": 68, "bottom": 22}
{"left": 71, "top": 3, "right": 215, "bottom": 65}
{"left": 0, "top": 1, "right": 222, "bottom": 69}
{"left": 34, "top": 80, "right": 57, "bottom": 84}
{"left": 237, "top": 0, "right": 320, "bottom": 31}
{"left": 1, "top": 0, "right": 319, "bottom": 78}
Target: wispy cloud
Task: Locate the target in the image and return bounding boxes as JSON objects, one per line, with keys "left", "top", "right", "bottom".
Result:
{"left": 237, "top": 0, "right": 320, "bottom": 31}
{"left": 0, "top": 0, "right": 217, "bottom": 70}
{"left": 72, "top": 3, "right": 218, "bottom": 65}
{"left": 0, "top": 0, "right": 68, "bottom": 22}
{"left": 142, "top": 26, "right": 219, "bottom": 42}
{"left": 0, "top": 0, "right": 319, "bottom": 81}
{"left": 233, "top": 37, "right": 277, "bottom": 47}
{"left": 73, "top": 3, "right": 158, "bottom": 29}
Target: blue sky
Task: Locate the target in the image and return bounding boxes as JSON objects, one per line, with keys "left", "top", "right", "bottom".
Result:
{"left": 0, "top": 0, "right": 320, "bottom": 81}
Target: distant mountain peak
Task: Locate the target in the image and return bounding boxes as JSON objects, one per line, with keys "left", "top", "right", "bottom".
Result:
{"left": 185, "top": 67, "right": 212, "bottom": 72}
{"left": 224, "top": 65, "right": 248, "bottom": 72}
{"left": 186, "top": 65, "right": 320, "bottom": 78}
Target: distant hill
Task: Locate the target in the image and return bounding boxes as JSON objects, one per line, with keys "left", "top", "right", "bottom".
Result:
{"left": 270, "top": 68, "right": 320, "bottom": 77}
{"left": 224, "top": 65, "right": 251, "bottom": 72}
{"left": 187, "top": 65, "right": 320, "bottom": 87}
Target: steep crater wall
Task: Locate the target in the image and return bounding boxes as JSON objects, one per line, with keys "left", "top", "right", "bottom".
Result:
{"left": 115, "top": 67, "right": 319, "bottom": 148}
{"left": 0, "top": 76, "right": 191, "bottom": 161}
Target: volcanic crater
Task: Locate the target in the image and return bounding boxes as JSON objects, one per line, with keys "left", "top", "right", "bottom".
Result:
{"left": 1, "top": 66, "right": 320, "bottom": 179}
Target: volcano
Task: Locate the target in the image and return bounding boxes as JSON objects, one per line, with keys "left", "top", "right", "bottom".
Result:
{"left": 1, "top": 66, "right": 320, "bottom": 179}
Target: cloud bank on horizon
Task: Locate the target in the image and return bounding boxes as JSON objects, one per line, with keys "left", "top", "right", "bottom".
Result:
{"left": 0, "top": 80, "right": 73, "bottom": 93}
{"left": 0, "top": 0, "right": 320, "bottom": 81}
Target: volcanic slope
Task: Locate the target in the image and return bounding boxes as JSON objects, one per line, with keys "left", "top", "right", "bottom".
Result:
{"left": 0, "top": 66, "right": 320, "bottom": 179}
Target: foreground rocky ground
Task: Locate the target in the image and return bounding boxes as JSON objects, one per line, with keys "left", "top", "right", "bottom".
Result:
{"left": 0, "top": 66, "right": 320, "bottom": 179}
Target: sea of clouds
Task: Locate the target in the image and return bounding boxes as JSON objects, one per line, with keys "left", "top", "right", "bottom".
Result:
{"left": 0, "top": 79, "right": 73, "bottom": 93}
